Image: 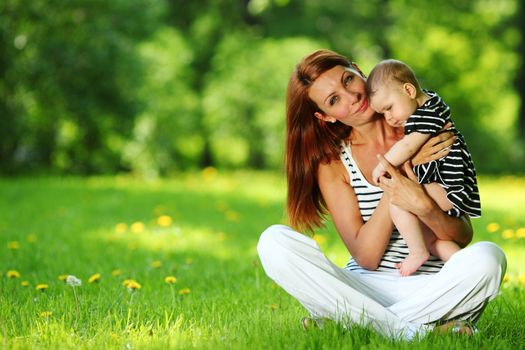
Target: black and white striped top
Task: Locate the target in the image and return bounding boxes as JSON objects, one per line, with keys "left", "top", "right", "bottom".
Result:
{"left": 340, "top": 142, "right": 444, "bottom": 274}
{"left": 406, "top": 90, "right": 481, "bottom": 218}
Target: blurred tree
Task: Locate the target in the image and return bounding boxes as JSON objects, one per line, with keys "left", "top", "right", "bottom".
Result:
{"left": 515, "top": 0, "right": 525, "bottom": 139}
{"left": 0, "top": 0, "right": 162, "bottom": 174}
{"left": 165, "top": 0, "right": 255, "bottom": 167}
{"left": 204, "top": 34, "right": 322, "bottom": 168}
{"left": 387, "top": 0, "right": 521, "bottom": 172}
{"left": 122, "top": 27, "right": 199, "bottom": 176}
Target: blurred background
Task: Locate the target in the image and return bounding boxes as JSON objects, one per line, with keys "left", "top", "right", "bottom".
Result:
{"left": 2, "top": 0, "right": 524, "bottom": 177}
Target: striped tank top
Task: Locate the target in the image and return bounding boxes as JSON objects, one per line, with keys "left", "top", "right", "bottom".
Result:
{"left": 340, "top": 142, "right": 444, "bottom": 274}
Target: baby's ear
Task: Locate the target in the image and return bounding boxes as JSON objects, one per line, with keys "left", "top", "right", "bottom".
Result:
{"left": 403, "top": 83, "right": 417, "bottom": 99}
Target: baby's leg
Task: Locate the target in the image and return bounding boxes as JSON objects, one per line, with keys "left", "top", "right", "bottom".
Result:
{"left": 424, "top": 183, "right": 460, "bottom": 261}
{"left": 391, "top": 203, "right": 430, "bottom": 276}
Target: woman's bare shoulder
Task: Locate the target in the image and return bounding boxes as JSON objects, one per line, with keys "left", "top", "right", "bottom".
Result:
{"left": 318, "top": 159, "right": 349, "bottom": 185}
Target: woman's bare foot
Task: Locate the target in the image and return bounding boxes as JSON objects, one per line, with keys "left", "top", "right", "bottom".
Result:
{"left": 435, "top": 320, "right": 475, "bottom": 336}
{"left": 396, "top": 252, "right": 430, "bottom": 276}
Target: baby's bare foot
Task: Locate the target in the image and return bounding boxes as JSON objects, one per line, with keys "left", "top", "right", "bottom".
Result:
{"left": 396, "top": 252, "right": 430, "bottom": 276}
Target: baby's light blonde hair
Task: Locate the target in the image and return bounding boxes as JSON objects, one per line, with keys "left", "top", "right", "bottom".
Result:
{"left": 366, "top": 59, "right": 422, "bottom": 97}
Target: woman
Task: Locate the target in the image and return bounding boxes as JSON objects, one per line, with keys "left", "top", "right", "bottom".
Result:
{"left": 257, "top": 49, "right": 506, "bottom": 340}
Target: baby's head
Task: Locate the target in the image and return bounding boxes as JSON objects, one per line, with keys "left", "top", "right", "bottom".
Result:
{"left": 366, "top": 59, "right": 424, "bottom": 127}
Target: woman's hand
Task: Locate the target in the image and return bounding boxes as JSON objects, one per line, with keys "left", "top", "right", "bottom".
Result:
{"left": 376, "top": 154, "right": 473, "bottom": 246}
{"left": 412, "top": 123, "right": 455, "bottom": 166}
{"left": 377, "top": 155, "right": 433, "bottom": 216}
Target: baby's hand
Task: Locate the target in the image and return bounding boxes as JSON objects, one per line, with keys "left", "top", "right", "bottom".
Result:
{"left": 372, "top": 163, "right": 386, "bottom": 186}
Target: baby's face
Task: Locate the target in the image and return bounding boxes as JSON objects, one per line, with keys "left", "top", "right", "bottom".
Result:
{"left": 369, "top": 82, "right": 417, "bottom": 127}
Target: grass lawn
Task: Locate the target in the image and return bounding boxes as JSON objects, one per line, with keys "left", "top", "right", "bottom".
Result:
{"left": 1, "top": 171, "right": 524, "bottom": 349}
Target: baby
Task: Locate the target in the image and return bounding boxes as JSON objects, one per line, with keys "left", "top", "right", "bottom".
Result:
{"left": 367, "top": 59, "right": 481, "bottom": 276}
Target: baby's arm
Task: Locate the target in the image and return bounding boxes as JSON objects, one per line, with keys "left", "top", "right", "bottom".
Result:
{"left": 386, "top": 132, "right": 432, "bottom": 166}
{"left": 373, "top": 132, "right": 431, "bottom": 184}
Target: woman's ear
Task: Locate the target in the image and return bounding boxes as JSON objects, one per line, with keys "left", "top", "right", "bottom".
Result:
{"left": 403, "top": 83, "right": 417, "bottom": 99}
{"left": 314, "top": 112, "right": 336, "bottom": 123}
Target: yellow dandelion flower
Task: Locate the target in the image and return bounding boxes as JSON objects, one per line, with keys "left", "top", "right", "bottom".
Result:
{"left": 151, "top": 260, "right": 162, "bottom": 268}
{"left": 178, "top": 288, "right": 191, "bottom": 295}
{"left": 502, "top": 229, "right": 514, "bottom": 239}
{"left": 26, "top": 234, "right": 38, "bottom": 243}
{"left": 202, "top": 166, "right": 217, "bottom": 181}
{"left": 165, "top": 276, "right": 177, "bottom": 284}
{"left": 39, "top": 311, "right": 52, "bottom": 318}
{"left": 518, "top": 274, "right": 525, "bottom": 285}
{"left": 486, "top": 222, "right": 500, "bottom": 233}
{"left": 225, "top": 210, "right": 240, "bottom": 222}
{"left": 88, "top": 273, "right": 101, "bottom": 283}
{"left": 157, "top": 215, "right": 173, "bottom": 227}
{"left": 115, "top": 223, "right": 127, "bottom": 234}
{"left": 7, "top": 241, "right": 20, "bottom": 249}
{"left": 313, "top": 234, "right": 327, "bottom": 245}
{"left": 516, "top": 228, "right": 525, "bottom": 238}
{"left": 111, "top": 269, "right": 122, "bottom": 277}
{"left": 131, "top": 221, "right": 145, "bottom": 234}
{"left": 58, "top": 274, "right": 68, "bottom": 281}
{"left": 7, "top": 270, "right": 20, "bottom": 279}
{"left": 36, "top": 284, "right": 49, "bottom": 291}
{"left": 503, "top": 274, "right": 510, "bottom": 283}
{"left": 122, "top": 279, "right": 141, "bottom": 290}
{"left": 21, "top": 280, "right": 30, "bottom": 287}
{"left": 269, "top": 303, "right": 279, "bottom": 310}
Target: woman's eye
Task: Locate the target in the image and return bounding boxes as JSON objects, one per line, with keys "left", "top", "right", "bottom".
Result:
{"left": 329, "top": 96, "right": 338, "bottom": 106}
{"left": 344, "top": 74, "right": 353, "bottom": 86}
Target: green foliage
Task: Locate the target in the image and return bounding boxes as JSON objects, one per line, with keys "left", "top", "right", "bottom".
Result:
{"left": 1, "top": 0, "right": 524, "bottom": 175}
{"left": 0, "top": 173, "right": 524, "bottom": 349}
{"left": 204, "top": 34, "right": 323, "bottom": 168}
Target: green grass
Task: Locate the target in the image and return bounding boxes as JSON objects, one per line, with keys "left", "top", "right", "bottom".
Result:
{"left": 0, "top": 172, "right": 524, "bottom": 349}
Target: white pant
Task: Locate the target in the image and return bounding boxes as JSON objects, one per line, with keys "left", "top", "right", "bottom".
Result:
{"left": 257, "top": 224, "right": 506, "bottom": 340}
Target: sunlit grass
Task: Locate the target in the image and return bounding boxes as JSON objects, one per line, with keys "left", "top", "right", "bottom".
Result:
{"left": 0, "top": 172, "right": 524, "bottom": 349}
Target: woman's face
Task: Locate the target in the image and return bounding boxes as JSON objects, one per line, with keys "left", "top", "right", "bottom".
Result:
{"left": 308, "top": 65, "right": 376, "bottom": 126}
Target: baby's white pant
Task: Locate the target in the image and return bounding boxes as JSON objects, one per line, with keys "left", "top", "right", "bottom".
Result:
{"left": 257, "top": 224, "right": 506, "bottom": 340}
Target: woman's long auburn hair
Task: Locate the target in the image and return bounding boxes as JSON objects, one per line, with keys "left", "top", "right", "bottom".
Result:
{"left": 286, "top": 50, "right": 353, "bottom": 233}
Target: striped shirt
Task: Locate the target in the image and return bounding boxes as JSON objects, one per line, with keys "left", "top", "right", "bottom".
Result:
{"left": 406, "top": 90, "right": 481, "bottom": 218}
{"left": 340, "top": 142, "right": 444, "bottom": 274}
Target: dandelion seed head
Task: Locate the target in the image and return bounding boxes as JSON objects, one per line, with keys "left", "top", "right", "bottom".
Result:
{"left": 66, "top": 275, "right": 82, "bottom": 287}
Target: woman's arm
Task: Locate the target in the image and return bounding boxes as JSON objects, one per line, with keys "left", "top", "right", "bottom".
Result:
{"left": 318, "top": 161, "right": 394, "bottom": 269}
{"left": 377, "top": 155, "right": 473, "bottom": 247}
